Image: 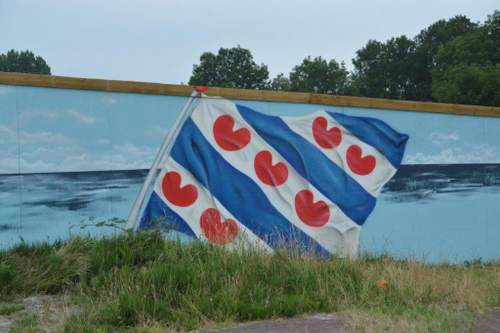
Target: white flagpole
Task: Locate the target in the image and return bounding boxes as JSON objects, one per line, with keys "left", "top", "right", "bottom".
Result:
{"left": 126, "top": 89, "right": 201, "bottom": 231}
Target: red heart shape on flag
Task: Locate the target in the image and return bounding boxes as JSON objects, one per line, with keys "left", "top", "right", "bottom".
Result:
{"left": 254, "top": 150, "right": 288, "bottom": 186}
{"left": 213, "top": 115, "right": 251, "bottom": 151}
{"left": 294, "top": 190, "right": 330, "bottom": 227}
{"left": 312, "top": 116, "right": 342, "bottom": 149}
{"left": 162, "top": 171, "right": 198, "bottom": 207}
{"left": 200, "top": 208, "right": 239, "bottom": 245}
{"left": 346, "top": 144, "right": 376, "bottom": 176}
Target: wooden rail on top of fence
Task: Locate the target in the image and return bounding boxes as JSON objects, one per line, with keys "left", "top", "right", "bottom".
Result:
{"left": 0, "top": 72, "right": 499, "bottom": 117}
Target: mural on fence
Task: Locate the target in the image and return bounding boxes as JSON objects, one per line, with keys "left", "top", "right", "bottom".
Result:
{"left": 1, "top": 84, "right": 499, "bottom": 263}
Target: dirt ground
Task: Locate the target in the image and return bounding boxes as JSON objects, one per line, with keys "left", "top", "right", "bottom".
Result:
{"left": 199, "top": 313, "right": 352, "bottom": 333}
{"left": 1, "top": 296, "right": 498, "bottom": 333}
{"left": 473, "top": 309, "right": 500, "bottom": 333}
{"left": 0, "top": 295, "right": 75, "bottom": 333}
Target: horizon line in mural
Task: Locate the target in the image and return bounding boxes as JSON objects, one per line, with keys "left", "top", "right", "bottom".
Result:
{"left": 0, "top": 162, "right": 499, "bottom": 176}
{"left": 1, "top": 164, "right": 499, "bottom": 205}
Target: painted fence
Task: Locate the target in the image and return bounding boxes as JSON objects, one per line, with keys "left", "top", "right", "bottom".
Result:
{"left": 1, "top": 73, "right": 499, "bottom": 263}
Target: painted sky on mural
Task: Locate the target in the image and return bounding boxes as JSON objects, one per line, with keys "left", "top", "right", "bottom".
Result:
{"left": 1, "top": 85, "right": 500, "bottom": 174}
{"left": 1, "top": 0, "right": 498, "bottom": 84}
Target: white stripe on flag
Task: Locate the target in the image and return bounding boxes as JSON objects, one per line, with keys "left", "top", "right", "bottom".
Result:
{"left": 153, "top": 157, "right": 273, "bottom": 253}
{"left": 281, "top": 111, "right": 397, "bottom": 196}
{"left": 191, "top": 98, "right": 359, "bottom": 254}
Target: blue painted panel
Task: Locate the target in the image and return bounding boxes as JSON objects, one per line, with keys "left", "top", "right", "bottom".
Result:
{"left": 0, "top": 83, "right": 499, "bottom": 263}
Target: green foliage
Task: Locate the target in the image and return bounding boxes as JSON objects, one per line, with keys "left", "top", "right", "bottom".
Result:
{"left": 432, "top": 11, "right": 500, "bottom": 106}
{"left": 0, "top": 302, "right": 24, "bottom": 315}
{"left": 9, "top": 314, "right": 42, "bottom": 333}
{"left": 268, "top": 73, "right": 291, "bottom": 91}
{"left": 0, "top": 240, "right": 89, "bottom": 296}
{"left": 349, "top": 15, "right": 477, "bottom": 101}
{"left": 188, "top": 46, "right": 269, "bottom": 89}
{"left": 0, "top": 49, "right": 51, "bottom": 75}
{"left": 350, "top": 36, "right": 418, "bottom": 100}
{"left": 412, "top": 15, "right": 478, "bottom": 100}
{"left": 287, "top": 56, "right": 349, "bottom": 94}
{"left": 432, "top": 64, "right": 500, "bottom": 106}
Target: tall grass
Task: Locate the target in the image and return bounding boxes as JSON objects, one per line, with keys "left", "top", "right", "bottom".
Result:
{"left": 1, "top": 232, "right": 499, "bottom": 332}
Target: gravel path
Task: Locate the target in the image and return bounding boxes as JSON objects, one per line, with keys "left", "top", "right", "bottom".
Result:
{"left": 200, "top": 314, "right": 352, "bottom": 333}
{"left": 473, "top": 309, "right": 500, "bottom": 333}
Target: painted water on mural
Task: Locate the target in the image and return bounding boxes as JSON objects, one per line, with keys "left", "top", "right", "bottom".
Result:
{"left": 1, "top": 164, "right": 499, "bottom": 263}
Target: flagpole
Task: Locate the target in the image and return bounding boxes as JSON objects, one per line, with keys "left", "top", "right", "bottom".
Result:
{"left": 125, "top": 89, "right": 202, "bottom": 231}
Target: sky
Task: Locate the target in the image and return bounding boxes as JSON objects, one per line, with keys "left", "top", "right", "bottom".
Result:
{"left": 1, "top": 0, "right": 498, "bottom": 85}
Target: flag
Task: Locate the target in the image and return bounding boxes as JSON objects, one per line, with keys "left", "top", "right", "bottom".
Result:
{"left": 138, "top": 95, "right": 408, "bottom": 257}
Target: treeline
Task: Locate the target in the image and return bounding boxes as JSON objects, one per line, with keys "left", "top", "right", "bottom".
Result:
{"left": 189, "top": 11, "right": 499, "bottom": 106}
{"left": 0, "top": 50, "right": 51, "bottom": 75}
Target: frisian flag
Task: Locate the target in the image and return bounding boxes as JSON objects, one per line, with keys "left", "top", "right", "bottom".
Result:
{"left": 136, "top": 94, "right": 408, "bottom": 257}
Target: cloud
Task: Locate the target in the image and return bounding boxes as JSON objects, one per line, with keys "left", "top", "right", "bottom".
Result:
{"left": 0, "top": 124, "right": 17, "bottom": 142}
{"left": 64, "top": 109, "right": 98, "bottom": 125}
{"left": 0, "top": 86, "right": 15, "bottom": 95}
{"left": 405, "top": 144, "right": 500, "bottom": 164}
{"left": 97, "top": 138, "right": 111, "bottom": 145}
{"left": 111, "top": 143, "right": 156, "bottom": 159}
{"left": 75, "top": 143, "right": 157, "bottom": 171}
{"left": 1, "top": 125, "right": 159, "bottom": 173}
{"left": 0, "top": 155, "right": 19, "bottom": 174}
{"left": 101, "top": 96, "right": 117, "bottom": 105}
{"left": 0, "top": 143, "right": 158, "bottom": 174}
{"left": 145, "top": 126, "right": 168, "bottom": 139}
{"left": 20, "top": 131, "right": 71, "bottom": 145}
{"left": 406, "top": 131, "right": 500, "bottom": 164}
{"left": 430, "top": 131, "right": 459, "bottom": 145}
{"left": 19, "top": 109, "right": 99, "bottom": 125}
{"left": 0, "top": 123, "right": 71, "bottom": 145}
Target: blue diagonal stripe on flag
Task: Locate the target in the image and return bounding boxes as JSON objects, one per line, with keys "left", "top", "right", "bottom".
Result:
{"left": 137, "top": 95, "right": 409, "bottom": 257}
{"left": 237, "top": 104, "right": 376, "bottom": 225}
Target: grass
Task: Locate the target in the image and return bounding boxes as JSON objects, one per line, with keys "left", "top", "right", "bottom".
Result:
{"left": 0, "top": 302, "right": 24, "bottom": 315}
{"left": 9, "top": 314, "right": 42, "bottom": 333}
{"left": 0, "top": 231, "right": 499, "bottom": 332}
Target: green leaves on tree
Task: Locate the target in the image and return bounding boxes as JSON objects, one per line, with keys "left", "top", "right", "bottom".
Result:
{"left": 0, "top": 50, "right": 51, "bottom": 75}
{"left": 188, "top": 46, "right": 269, "bottom": 89}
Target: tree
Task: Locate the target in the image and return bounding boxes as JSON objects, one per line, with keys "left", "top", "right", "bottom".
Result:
{"left": 188, "top": 46, "right": 269, "bottom": 89}
{"left": 432, "top": 11, "right": 500, "bottom": 106}
{"left": 413, "top": 15, "right": 477, "bottom": 100}
{"left": 268, "top": 73, "right": 291, "bottom": 91}
{"left": 286, "top": 56, "right": 349, "bottom": 94}
{"left": 0, "top": 50, "right": 51, "bottom": 74}
{"left": 432, "top": 64, "right": 500, "bottom": 106}
{"left": 349, "top": 15, "right": 477, "bottom": 101}
{"left": 350, "top": 36, "right": 417, "bottom": 100}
